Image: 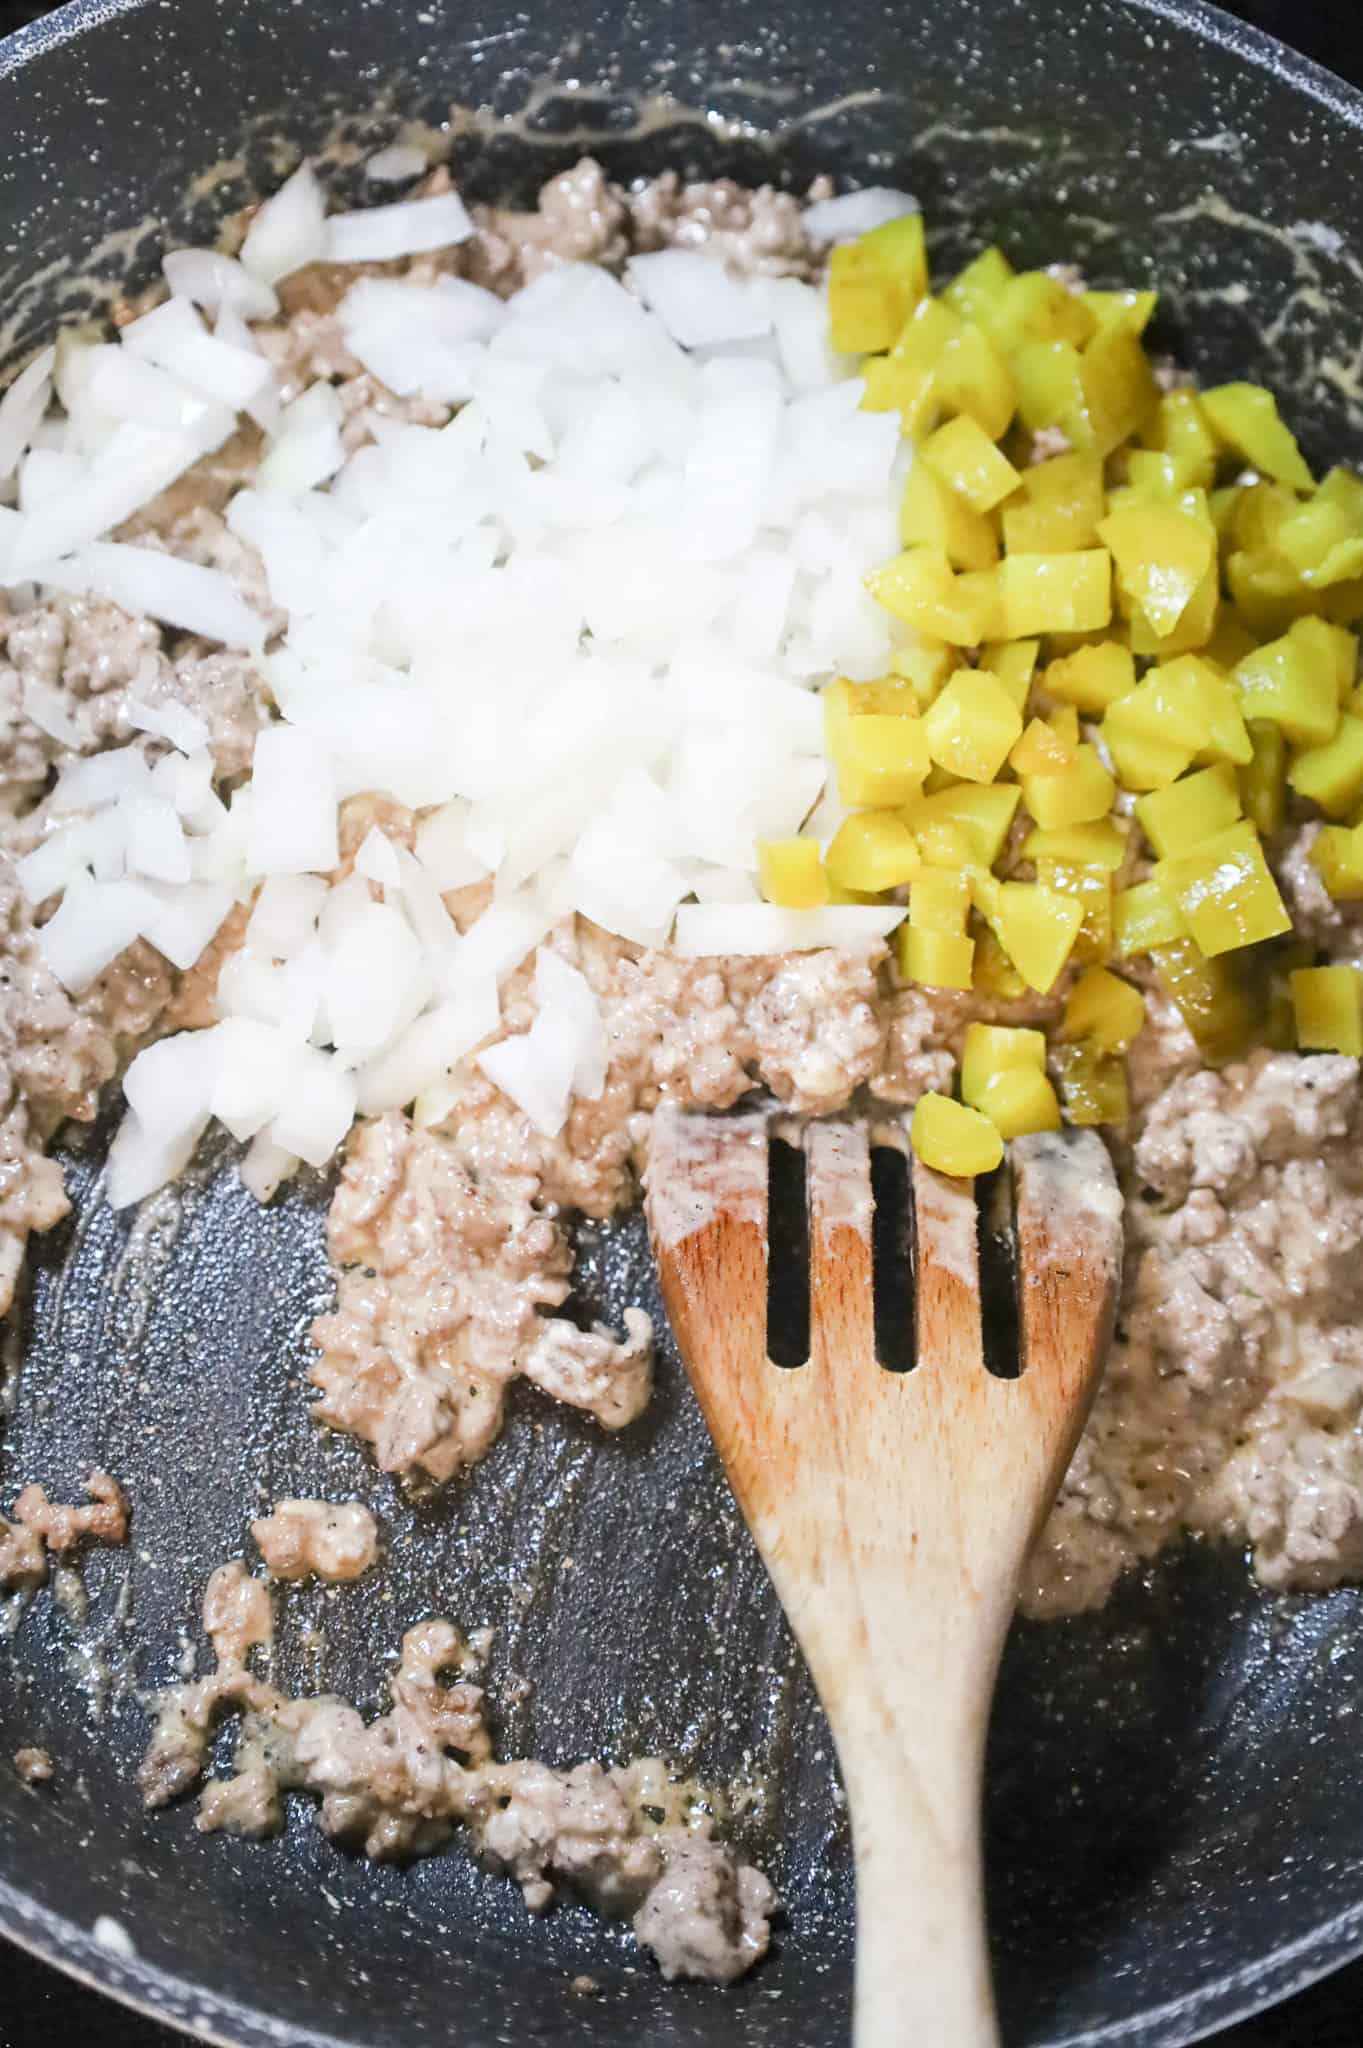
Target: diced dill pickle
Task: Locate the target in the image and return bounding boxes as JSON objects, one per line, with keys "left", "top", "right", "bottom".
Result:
{"left": 898, "top": 926, "right": 976, "bottom": 990}
{"left": 758, "top": 838, "right": 829, "bottom": 908}
{"left": 943, "top": 246, "right": 1015, "bottom": 323}
{"left": 1127, "top": 557, "right": 1220, "bottom": 658}
{"left": 1311, "top": 822, "right": 1363, "bottom": 900}
{"left": 902, "top": 782, "right": 1021, "bottom": 867}
{"left": 1043, "top": 640, "right": 1134, "bottom": 714}
{"left": 1238, "top": 720, "right": 1287, "bottom": 837}
{"left": 833, "top": 712, "right": 932, "bottom": 805}
{"left": 1135, "top": 762, "right": 1242, "bottom": 859}
{"left": 1011, "top": 339, "right": 1086, "bottom": 434}
{"left": 825, "top": 812, "right": 921, "bottom": 892}
{"left": 1051, "top": 1042, "right": 1130, "bottom": 1126}
{"left": 1154, "top": 820, "right": 1291, "bottom": 956}
{"left": 899, "top": 460, "right": 999, "bottom": 571}
{"left": 1022, "top": 744, "right": 1116, "bottom": 829}
{"left": 1204, "top": 609, "right": 1259, "bottom": 671}
{"left": 935, "top": 322, "right": 1016, "bottom": 441}
{"left": 1011, "top": 718, "right": 1076, "bottom": 777}
{"left": 911, "top": 1092, "right": 1003, "bottom": 1176}
{"left": 1033, "top": 860, "right": 1113, "bottom": 964}
{"left": 920, "top": 416, "right": 1022, "bottom": 513}
{"left": 1289, "top": 616, "right": 1359, "bottom": 703}
{"left": 1139, "top": 388, "right": 1218, "bottom": 489}
{"left": 995, "top": 880, "right": 1084, "bottom": 992}
{"left": 1274, "top": 490, "right": 1363, "bottom": 588}
{"left": 976, "top": 1067, "right": 1062, "bottom": 1138}
{"left": 828, "top": 213, "right": 929, "bottom": 354}
{"left": 1022, "top": 817, "right": 1129, "bottom": 870}
{"left": 1103, "top": 679, "right": 1199, "bottom": 791}
{"left": 1292, "top": 965, "right": 1363, "bottom": 1056}
{"left": 1201, "top": 382, "right": 1315, "bottom": 491}
{"left": 860, "top": 353, "right": 939, "bottom": 436}
{"left": 973, "top": 926, "right": 1028, "bottom": 999}
{"left": 1084, "top": 287, "right": 1158, "bottom": 337}
{"left": 888, "top": 635, "right": 959, "bottom": 708}
{"left": 1112, "top": 878, "right": 1189, "bottom": 955}
{"left": 922, "top": 668, "right": 1023, "bottom": 782}
{"left": 1233, "top": 631, "right": 1339, "bottom": 747}
{"left": 1288, "top": 713, "right": 1363, "bottom": 817}
{"left": 908, "top": 867, "right": 970, "bottom": 933}
{"left": 990, "top": 271, "right": 1098, "bottom": 350}
{"left": 1069, "top": 325, "right": 1159, "bottom": 457}
{"left": 979, "top": 638, "right": 1040, "bottom": 709}
{"left": 1098, "top": 498, "right": 1216, "bottom": 639}
{"left": 960, "top": 1022, "right": 1047, "bottom": 1105}
{"left": 866, "top": 548, "right": 1000, "bottom": 645}
{"left": 1048, "top": 702, "right": 1081, "bottom": 747}
{"left": 996, "top": 551, "right": 1112, "bottom": 638}
{"left": 1001, "top": 450, "right": 1105, "bottom": 553}
{"left": 1062, "top": 965, "right": 1146, "bottom": 1050}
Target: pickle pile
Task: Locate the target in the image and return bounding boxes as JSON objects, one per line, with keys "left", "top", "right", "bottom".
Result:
{"left": 756, "top": 213, "right": 1363, "bottom": 1175}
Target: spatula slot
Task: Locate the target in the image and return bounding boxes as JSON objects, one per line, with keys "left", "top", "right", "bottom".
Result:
{"left": 976, "top": 1164, "right": 1021, "bottom": 1379}
{"left": 766, "top": 1134, "right": 811, "bottom": 1368}
{"left": 870, "top": 1143, "right": 916, "bottom": 1373}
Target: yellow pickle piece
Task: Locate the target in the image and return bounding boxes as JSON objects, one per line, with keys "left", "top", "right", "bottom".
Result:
{"left": 1153, "top": 819, "right": 1291, "bottom": 955}
{"left": 833, "top": 711, "right": 932, "bottom": 805}
{"left": 1201, "top": 382, "right": 1315, "bottom": 491}
{"left": 1150, "top": 939, "right": 1256, "bottom": 1063}
{"left": 979, "top": 638, "right": 1040, "bottom": 709}
{"left": 1098, "top": 498, "right": 1216, "bottom": 639}
{"left": 943, "top": 246, "right": 1015, "bottom": 323}
{"left": 1239, "top": 720, "right": 1288, "bottom": 837}
{"left": 994, "top": 880, "right": 1085, "bottom": 992}
{"left": 758, "top": 838, "right": 829, "bottom": 909}
{"left": 920, "top": 415, "right": 1023, "bottom": 513}
{"left": 1043, "top": 640, "right": 1134, "bottom": 713}
{"left": 1135, "top": 761, "right": 1242, "bottom": 859}
{"left": 902, "top": 781, "right": 1020, "bottom": 866}
{"left": 1022, "top": 817, "right": 1129, "bottom": 870}
{"left": 899, "top": 460, "right": 1000, "bottom": 571}
{"left": 996, "top": 550, "right": 1112, "bottom": 638}
{"left": 828, "top": 213, "right": 929, "bottom": 354}
{"left": 911, "top": 1093, "right": 1004, "bottom": 1177}
{"left": 922, "top": 667, "right": 1024, "bottom": 782}
{"left": 1062, "top": 965, "right": 1146, "bottom": 1051}
{"left": 825, "top": 811, "right": 921, "bottom": 893}
{"left": 1033, "top": 860, "right": 1113, "bottom": 964}
{"left": 1022, "top": 744, "right": 1116, "bottom": 830}
{"left": 1233, "top": 631, "right": 1340, "bottom": 747}
{"left": 866, "top": 547, "right": 1000, "bottom": 645}
{"left": 898, "top": 925, "right": 976, "bottom": 990}
{"left": 1292, "top": 965, "right": 1363, "bottom": 1055}
{"left": 1113, "top": 877, "right": 1190, "bottom": 955}
{"left": 1288, "top": 713, "right": 1363, "bottom": 818}
{"left": 1052, "top": 1042, "right": 1131, "bottom": 1127}
{"left": 934, "top": 322, "right": 1017, "bottom": 441}
{"left": 1002, "top": 450, "right": 1106, "bottom": 554}
{"left": 960, "top": 1022, "right": 1047, "bottom": 1106}
{"left": 908, "top": 867, "right": 970, "bottom": 934}
{"left": 975, "top": 1067, "right": 1062, "bottom": 1138}
{"left": 1311, "top": 822, "right": 1363, "bottom": 900}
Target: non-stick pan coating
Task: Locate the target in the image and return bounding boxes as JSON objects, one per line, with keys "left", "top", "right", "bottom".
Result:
{"left": 5, "top": 3, "right": 1363, "bottom": 2043}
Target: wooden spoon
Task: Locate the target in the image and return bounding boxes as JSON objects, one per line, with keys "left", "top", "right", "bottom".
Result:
{"left": 645, "top": 1108, "right": 1122, "bottom": 2047}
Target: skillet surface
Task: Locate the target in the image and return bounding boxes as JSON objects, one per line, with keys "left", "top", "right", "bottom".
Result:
{"left": 6, "top": 3, "right": 1363, "bottom": 2043}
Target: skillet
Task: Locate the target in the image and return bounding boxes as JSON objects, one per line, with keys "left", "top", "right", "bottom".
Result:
{"left": 6, "top": 2, "right": 1363, "bottom": 2042}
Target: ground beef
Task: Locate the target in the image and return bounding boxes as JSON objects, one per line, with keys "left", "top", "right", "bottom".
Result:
{"left": 13, "top": 1746, "right": 53, "bottom": 1784}
{"left": 142, "top": 1567, "right": 775, "bottom": 1983}
{"left": 0, "top": 1471, "right": 129, "bottom": 1594}
{"left": 1023, "top": 1053, "right": 1363, "bottom": 1614}
{"left": 251, "top": 1500, "right": 379, "bottom": 1584}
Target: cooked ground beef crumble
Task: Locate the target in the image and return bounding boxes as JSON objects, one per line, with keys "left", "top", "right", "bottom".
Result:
{"left": 2, "top": 152, "right": 1363, "bottom": 1981}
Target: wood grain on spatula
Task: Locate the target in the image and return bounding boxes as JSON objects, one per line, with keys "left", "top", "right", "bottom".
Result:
{"left": 646, "top": 1110, "right": 1122, "bottom": 2048}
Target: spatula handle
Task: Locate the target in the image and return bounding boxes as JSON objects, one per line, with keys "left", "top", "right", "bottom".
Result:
{"left": 834, "top": 1678, "right": 1000, "bottom": 2048}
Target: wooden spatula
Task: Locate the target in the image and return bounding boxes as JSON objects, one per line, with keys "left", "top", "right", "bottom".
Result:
{"left": 645, "top": 1108, "right": 1122, "bottom": 2047}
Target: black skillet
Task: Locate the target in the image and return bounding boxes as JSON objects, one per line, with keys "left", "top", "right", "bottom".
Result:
{"left": 5, "top": 2, "right": 1363, "bottom": 2043}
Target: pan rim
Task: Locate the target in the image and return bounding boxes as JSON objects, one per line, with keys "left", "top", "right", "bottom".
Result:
{"left": 4, "top": 0, "right": 1363, "bottom": 2042}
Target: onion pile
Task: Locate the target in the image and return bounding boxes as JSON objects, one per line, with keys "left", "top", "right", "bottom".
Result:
{"left": 0, "top": 161, "right": 917, "bottom": 1205}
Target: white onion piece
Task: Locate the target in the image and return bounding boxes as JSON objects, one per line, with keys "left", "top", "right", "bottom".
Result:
{"left": 239, "top": 1131, "right": 300, "bottom": 1203}
{"left": 801, "top": 187, "right": 919, "bottom": 243}
{"left": 413, "top": 799, "right": 489, "bottom": 891}
{"left": 324, "top": 191, "right": 475, "bottom": 263}
{"left": 210, "top": 1018, "right": 301, "bottom": 1141}
{"left": 246, "top": 874, "right": 328, "bottom": 960}
{"left": 120, "top": 793, "right": 191, "bottom": 884}
{"left": 268, "top": 1050, "right": 357, "bottom": 1168}
{"left": 126, "top": 695, "right": 211, "bottom": 755}
{"left": 247, "top": 726, "right": 338, "bottom": 876}
{"left": 22, "top": 677, "right": 82, "bottom": 746}
{"left": 60, "top": 541, "right": 264, "bottom": 652}
{"left": 38, "top": 873, "right": 158, "bottom": 991}
{"left": 354, "top": 827, "right": 402, "bottom": 888}
{"left": 239, "top": 163, "right": 328, "bottom": 286}
{"left": 626, "top": 250, "right": 772, "bottom": 349}
{"left": 8, "top": 419, "right": 232, "bottom": 579}
{"left": 163, "top": 247, "right": 280, "bottom": 323}
{"left": 355, "top": 977, "right": 499, "bottom": 1115}
{"left": 136, "top": 879, "right": 234, "bottom": 971}
{"left": 365, "top": 144, "right": 429, "bottom": 184}
{"left": 120, "top": 298, "right": 272, "bottom": 412}
{"left": 453, "top": 900, "right": 551, "bottom": 986}
{"left": 672, "top": 904, "right": 905, "bottom": 957}
{"left": 52, "top": 745, "right": 151, "bottom": 814}
{"left": 0, "top": 349, "right": 55, "bottom": 483}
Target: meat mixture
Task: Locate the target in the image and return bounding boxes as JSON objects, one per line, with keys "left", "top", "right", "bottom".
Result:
{"left": 2, "top": 151, "right": 1362, "bottom": 1980}
{"left": 141, "top": 1561, "right": 773, "bottom": 1983}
